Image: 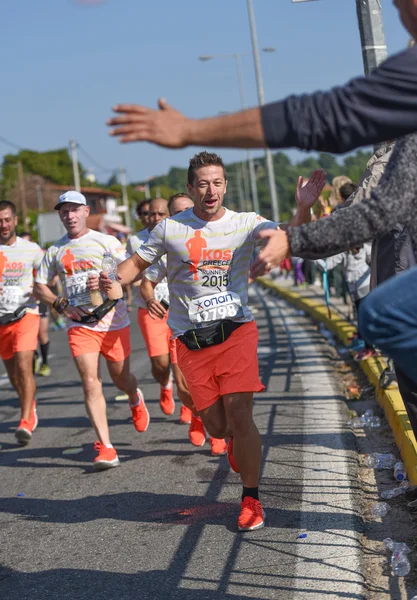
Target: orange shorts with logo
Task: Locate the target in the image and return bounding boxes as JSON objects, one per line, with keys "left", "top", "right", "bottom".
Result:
{"left": 176, "top": 320, "right": 265, "bottom": 412}
{"left": 138, "top": 308, "right": 174, "bottom": 359}
{"left": 68, "top": 325, "right": 131, "bottom": 362}
{"left": 0, "top": 313, "right": 40, "bottom": 361}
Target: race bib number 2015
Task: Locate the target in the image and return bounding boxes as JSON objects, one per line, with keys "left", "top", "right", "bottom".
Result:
{"left": 188, "top": 291, "right": 243, "bottom": 324}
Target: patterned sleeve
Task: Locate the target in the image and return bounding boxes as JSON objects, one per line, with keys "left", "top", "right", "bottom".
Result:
{"left": 250, "top": 214, "right": 279, "bottom": 242}
{"left": 35, "top": 247, "right": 57, "bottom": 284}
{"left": 144, "top": 258, "right": 167, "bottom": 284}
{"left": 136, "top": 221, "right": 167, "bottom": 264}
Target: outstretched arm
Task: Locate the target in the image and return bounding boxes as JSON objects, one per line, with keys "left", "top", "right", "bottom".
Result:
{"left": 98, "top": 254, "right": 151, "bottom": 293}
{"left": 107, "top": 47, "right": 417, "bottom": 153}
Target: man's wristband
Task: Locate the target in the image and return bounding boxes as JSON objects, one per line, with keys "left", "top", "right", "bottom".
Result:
{"left": 53, "top": 297, "right": 69, "bottom": 314}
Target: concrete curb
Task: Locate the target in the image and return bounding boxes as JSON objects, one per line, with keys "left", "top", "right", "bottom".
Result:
{"left": 259, "top": 277, "right": 417, "bottom": 484}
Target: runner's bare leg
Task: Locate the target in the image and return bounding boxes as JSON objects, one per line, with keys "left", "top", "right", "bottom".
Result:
{"left": 223, "top": 392, "right": 261, "bottom": 488}
{"left": 74, "top": 352, "right": 111, "bottom": 445}
{"left": 4, "top": 351, "right": 36, "bottom": 420}
{"left": 106, "top": 356, "right": 139, "bottom": 406}
{"left": 150, "top": 354, "right": 171, "bottom": 387}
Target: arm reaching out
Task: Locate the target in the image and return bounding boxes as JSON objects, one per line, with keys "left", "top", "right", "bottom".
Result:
{"left": 98, "top": 254, "right": 151, "bottom": 293}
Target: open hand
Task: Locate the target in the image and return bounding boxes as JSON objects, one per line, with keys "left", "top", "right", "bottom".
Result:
{"left": 296, "top": 170, "right": 327, "bottom": 210}
{"left": 107, "top": 99, "right": 191, "bottom": 148}
{"left": 250, "top": 229, "right": 290, "bottom": 279}
{"left": 63, "top": 305, "right": 88, "bottom": 322}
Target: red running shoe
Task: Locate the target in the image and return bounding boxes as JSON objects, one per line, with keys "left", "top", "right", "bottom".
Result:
{"left": 130, "top": 389, "right": 150, "bottom": 432}
{"left": 210, "top": 437, "right": 228, "bottom": 456}
{"left": 93, "top": 441, "right": 120, "bottom": 471}
{"left": 179, "top": 405, "right": 192, "bottom": 424}
{"left": 189, "top": 415, "right": 206, "bottom": 447}
{"left": 227, "top": 437, "right": 240, "bottom": 473}
{"left": 15, "top": 400, "right": 38, "bottom": 445}
{"left": 160, "top": 383, "right": 175, "bottom": 416}
{"left": 238, "top": 497, "right": 265, "bottom": 531}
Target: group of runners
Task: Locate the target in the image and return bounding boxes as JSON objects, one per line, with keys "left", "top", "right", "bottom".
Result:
{"left": 1, "top": 151, "right": 325, "bottom": 531}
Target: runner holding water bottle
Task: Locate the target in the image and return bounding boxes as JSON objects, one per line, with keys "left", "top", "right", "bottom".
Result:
{"left": 34, "top": 191, "right": 148, "bottom": 470}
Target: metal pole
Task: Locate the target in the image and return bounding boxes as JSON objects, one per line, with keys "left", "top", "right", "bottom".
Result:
{"left": 70, "top": 139, "right": 81, "bottom": 192}
{"left": 119, "top": 167, "right": 131, "bottom": 229}
{"left": 234, "top": 53, "right": 260, "bottom": 214}
{"left": 36, "top": 183, "right": 43, "bottom": 211}
{"left": 247, "top": 0, "right": 279, "bottom": 221}
{"left": 17, "top": 161, "right": 27, "bottom": 225}
{"left": 356, "top": 0, "right": 387, "bottom": 74}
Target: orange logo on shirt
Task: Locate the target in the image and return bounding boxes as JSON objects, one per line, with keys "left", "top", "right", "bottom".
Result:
{"left": 184, "top": 231, "right": 232, "bottom": 280}
{"left": 0, "top": 252, "right": 24, "bottom": 282}
{"left": 0, "top": 252, "right": 6, "bottom": 283}
{"left": 60, "top": 249, "right": 93, "bottom": 276}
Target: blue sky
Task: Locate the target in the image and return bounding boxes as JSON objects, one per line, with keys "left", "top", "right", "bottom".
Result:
{"left": 0, "top": 0, "right": 409, "bottom": 184}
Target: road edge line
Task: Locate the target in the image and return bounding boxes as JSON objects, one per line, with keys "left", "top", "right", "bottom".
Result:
{"left": 258, "top": 277, "right": 417, "bottom": 484}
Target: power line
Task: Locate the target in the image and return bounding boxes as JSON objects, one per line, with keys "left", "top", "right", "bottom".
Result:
{"left": 76, "top": 142, "right": 116, "bottom": 173}
{"left": 0, "top": 135, "right": 23, "bottom": 152}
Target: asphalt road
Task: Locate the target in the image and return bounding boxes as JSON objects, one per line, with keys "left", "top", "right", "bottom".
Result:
{"left": 0, "top": 285, "right": 365, "bottom": 600}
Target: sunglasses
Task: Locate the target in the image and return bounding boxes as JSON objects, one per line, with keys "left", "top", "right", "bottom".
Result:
{"left": 140, "top": 211, "right": 149, "bottom": 217}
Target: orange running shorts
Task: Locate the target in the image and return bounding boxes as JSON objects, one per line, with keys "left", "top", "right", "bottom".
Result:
{"left": 138, "top": 308, "right": 172, "bottom": 358}
{"left": 68, "top": 325, "right": 131, "bottom": 362}
{"left": 0, "top": 313, "right": 40, "bottom": 360}
{"left": 176, "top": 320, "right": 265, "bottom": 412}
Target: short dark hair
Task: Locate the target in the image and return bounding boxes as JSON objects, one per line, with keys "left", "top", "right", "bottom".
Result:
{"left": 0, "top": 200, "right": 16, "bottom": 215}
{"left": 167, "top": 192, "right": 193, "bottom": 212}
{"left": 187, "top": 151, "right": 227, "bottom": 185}
{"left": 136, "top": 198, "right": 150, "bottom": 218}
{"left": 339, "top": 182, "right": 357, "bottom": 201}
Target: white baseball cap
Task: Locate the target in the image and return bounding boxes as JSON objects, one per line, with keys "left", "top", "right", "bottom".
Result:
{"left": 54, "top": 190, "right": 87, "bottom": 210}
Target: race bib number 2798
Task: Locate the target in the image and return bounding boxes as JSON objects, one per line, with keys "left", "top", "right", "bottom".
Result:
{"left": 188, "top": 291, "right": 243, "bottom": 324}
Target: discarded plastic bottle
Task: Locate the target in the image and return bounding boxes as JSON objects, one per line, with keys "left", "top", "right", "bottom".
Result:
{"left": 102, "top": 252, "right": 123, "bottom": 300}
{"left": 381, "top": 481, "right": 409, "bottom": 499}
{"left": 347, "top": 411, "right": 381, "bottom": 429}
{"left": 369, "top": 502, "right": 390, "bottom": 518}
{"left": 368, "top": 416, "right": 381, "bottom": 428}
{"left": 364, "top": 453, "right": 396, "bottom": 469}
{"left": 383, "top": 538, "right": 411, "bottom": 576}
{"left": 393, "top": 461, "right": 407, "bottom": 482}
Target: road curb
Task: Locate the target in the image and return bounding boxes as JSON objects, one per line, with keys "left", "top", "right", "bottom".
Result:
{"left": 259, "top": 277, "right": 417, "bottom": 484}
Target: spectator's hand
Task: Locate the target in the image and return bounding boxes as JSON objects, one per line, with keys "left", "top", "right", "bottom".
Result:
{"left": 250, "top": 229, "right": 290, "bottom": 279}
{"left": 296, "top": 170, "right": 327, "bottom": 210}
{"left": 147, "top": 298, "right": 167, "bottom": 320}
{"left": 107, "top": 99, "right": 190, "bottom": 148}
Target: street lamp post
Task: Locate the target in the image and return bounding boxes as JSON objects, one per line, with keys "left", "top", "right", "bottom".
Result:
{"left": 355, "top": 0, "right": 387, "bottom": 74}
{"left": 247, "top": 0, "right": 280, "bottom": 222}
{"left": 199, "top": 53, "right": 260, "bottom": 214}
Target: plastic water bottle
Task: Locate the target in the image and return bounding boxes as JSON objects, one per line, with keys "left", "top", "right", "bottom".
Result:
{"left": 102, "top": 252, "right": 123, "bottom": 300}
{"left": 393, "top": 461, "right": 407, "bottom": 482}
{"left": 364, "top": 453, "right": 396, "bottom": 469}
{"left": 383, "top": 538, "right": 411, "bottom": 576}
{"left": 381, "top": 481, "right": 409, "bottom": 499}
{"left": 369, "top": 502, "right": 390, "bottom": 518}
{"left": 347, "top": 411, "right": 381, "bottom": 429}
{"left": 88, "top": 272, "right": 103, "bottom": 306}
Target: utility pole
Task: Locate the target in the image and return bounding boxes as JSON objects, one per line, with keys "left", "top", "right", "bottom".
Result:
{"left": 247, "top": 0, "right": 280, "bottom": 221}
{"left": 119, "top": 167, "right": 131, "bottom": 229}
{"left": 36, "top": 183, "right": 43, "bottom": 211}
{"left": 234, "top": 53, "right": 260, "bottom": 214}
{"left": 356, "top": 0, "right": 387, "bottom": 74}
{"left": 17, "top": 161, "right": 28, "bottom": 225}
{"left": 70, "top": 138, "right": 81, "bottom": 192}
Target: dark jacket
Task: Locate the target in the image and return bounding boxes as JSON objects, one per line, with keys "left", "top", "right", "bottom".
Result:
{"left": 261, "top": 46, "right": 417, "bottom": 153}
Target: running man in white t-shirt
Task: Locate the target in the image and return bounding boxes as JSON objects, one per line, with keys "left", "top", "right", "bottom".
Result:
{"left": 97, "top": 153, "right": 325, "bottom": 529}
{"left": 34, "top": 191, "right": 149, "bottom": 470}
{"left": 141, "top": 192, "right": 228, "bottom": 457}
{"left": 0, "top": 201, "right": 44, "bottom": 445}
{"left": 127, "top": 198, "right": 176, "bottom": 417}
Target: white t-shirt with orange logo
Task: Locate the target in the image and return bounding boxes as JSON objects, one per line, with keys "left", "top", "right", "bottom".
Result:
{"left": 136, "top": 208, "right": 277, "bottom": 337}
{"left": 0, "top": 237, "right": 44, "bottom": 317}
{"left": 36, "top": 229, "right": 129, "bottom": 332}
{"left": 126, "top": 229, "right": 169, "bottom": 308}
